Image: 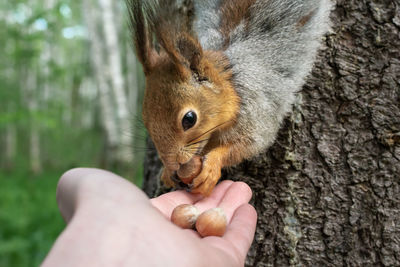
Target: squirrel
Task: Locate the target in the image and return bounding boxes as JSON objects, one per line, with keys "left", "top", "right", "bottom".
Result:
{"left": 128, "top": 0, "right": 332, "bottom": 196}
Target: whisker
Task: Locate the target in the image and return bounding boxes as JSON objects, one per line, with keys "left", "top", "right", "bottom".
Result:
{"left": 130, "top": 145, "right": 157, "bottom": 152}
{"left": 188, "top": 120, "right": 233, "bottom": 144}
{"left": 185, "top": 138, "right": 210, "bottom": 147}
{"left": 207, "top": 110, "right": 234, "bottom": 116}
{"left": 183, "top": 147, "right": 201, "bottom": 153}
{"left": 194, "top": 151, "right": 203, "bottom": 156}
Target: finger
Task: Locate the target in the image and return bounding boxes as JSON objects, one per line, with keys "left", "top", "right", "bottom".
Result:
{"left": 223, "top": 204, "right": 257, "bottom": 261}
{"left": 150, "top": 190, "right": 204, "bottom": 218}
{"left": 194, "top": 180, "right": 234, "bottom": 213}
{"left": 218, "top": 182, "right": 252, "bottom": 223}
{"left": 58, "top": 168, "right": 150, "bottom": 222}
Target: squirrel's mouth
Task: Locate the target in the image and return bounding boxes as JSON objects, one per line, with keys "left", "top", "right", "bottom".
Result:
{"left": 171, "top": 155, "right": 204, "bottom": 190}
{"left": 166, "top": 141, "right": 207, "bottom": 190}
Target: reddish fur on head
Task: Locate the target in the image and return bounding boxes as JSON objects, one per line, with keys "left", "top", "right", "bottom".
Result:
{"left": 130, "top": 1, "right": 240, "bottom": 172}
{"left": 142, "top": 48, "right": 239, "bottom": 170}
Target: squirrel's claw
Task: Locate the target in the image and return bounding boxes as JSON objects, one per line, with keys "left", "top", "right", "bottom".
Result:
{"left": 189, "top": 162, "right": 222, "bottom": 196}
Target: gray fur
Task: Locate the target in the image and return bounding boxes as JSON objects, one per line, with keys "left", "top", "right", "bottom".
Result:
{"left": 194, "top": 0, "right": 332, "bottom": 159}
{"left": 132, "top": 0, "right": 332, "bottom": 166}
{"left": 192, "top": 0, "right": 224, "bottom": 50}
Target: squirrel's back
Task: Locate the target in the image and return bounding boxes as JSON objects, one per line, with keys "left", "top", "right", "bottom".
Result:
{"left": 194, "top": 0, "right": 332, "bottom": 156}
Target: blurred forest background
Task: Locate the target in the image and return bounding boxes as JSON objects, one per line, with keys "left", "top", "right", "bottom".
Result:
{"left": 0, "top": 0, "right": 145, "bottom": 265}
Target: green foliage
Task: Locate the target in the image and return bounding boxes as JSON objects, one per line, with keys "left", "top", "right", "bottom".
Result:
{"left": 0, "top": 1, "right": 145, "bottom": 265}
{"left": 0, "top": 171, "right": 65, "bottom": 267}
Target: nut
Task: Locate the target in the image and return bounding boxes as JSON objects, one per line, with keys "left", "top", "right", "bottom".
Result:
{"left": 195, "top": 208, "right": 227, "bottom": 237}
{"left": 177, "top": 156, "right": 202, "bottom": 184}
{"left": 171, "top": 204, "right": 200, "bottom": 229}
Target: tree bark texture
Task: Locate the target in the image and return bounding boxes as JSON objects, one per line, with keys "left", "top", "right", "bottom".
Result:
{"left": 142, "top": 0, "right": 400, "bottom": 266}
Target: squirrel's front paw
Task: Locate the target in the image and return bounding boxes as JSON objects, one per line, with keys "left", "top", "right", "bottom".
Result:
{"left": 190, "top": 161, "right": 222, "bottom": 196}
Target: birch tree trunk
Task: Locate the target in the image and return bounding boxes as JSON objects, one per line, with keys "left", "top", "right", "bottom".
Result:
{"left": 141, "top": 0, "right": 400, "bottom": 265}
{"left": 126, "top": 46, "right": 138, "bottom": 126}
{"left": 78, "top": 77, "right": 98, "bottom": 129}
{"left": 41, "top": 0, "right": 55, "bottom": 103}
{"left": 83, "top": 0, "right": 120, "bottom": 163}
{"left": 99, "top": 0, "right": 134, "bottom": 166}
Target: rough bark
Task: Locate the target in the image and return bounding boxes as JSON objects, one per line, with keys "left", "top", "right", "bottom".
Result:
{"left": 142, "top": 0, "right": 400, "bottom": 266}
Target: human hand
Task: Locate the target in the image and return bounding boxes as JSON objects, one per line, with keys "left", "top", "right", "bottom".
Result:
{"left": 41, "top": 168, "right": 257, "bottom": 267}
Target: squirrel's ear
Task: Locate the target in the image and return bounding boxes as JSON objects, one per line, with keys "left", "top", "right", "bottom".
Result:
{"left": 176, "top": 34, "right": 203, "bottom": 73}
{"left": 128, "top": 0, "right": 157, "bottom": 75}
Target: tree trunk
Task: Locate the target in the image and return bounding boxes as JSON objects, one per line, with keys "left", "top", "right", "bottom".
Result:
{"left": 99, "top": 0, "right": 134, "bottom": 166}
{"left": 142, "top": 0, "right": 400, "bottom": 266}
{"left": 83, "top": 0, "right": 120, "bottom": 165}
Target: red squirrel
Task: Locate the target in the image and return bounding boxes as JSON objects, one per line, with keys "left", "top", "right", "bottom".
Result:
{"left": 128, "top": 0, "right": 332, "bottom": 196}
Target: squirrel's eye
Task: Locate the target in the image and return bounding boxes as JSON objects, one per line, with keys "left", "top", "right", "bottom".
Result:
{"left": 182, "top": 111, "right": 197, "bottom": 131}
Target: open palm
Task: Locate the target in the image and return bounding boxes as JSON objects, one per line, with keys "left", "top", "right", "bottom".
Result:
{"left": 151, "top": 180, "right": 257, "bottom": 266}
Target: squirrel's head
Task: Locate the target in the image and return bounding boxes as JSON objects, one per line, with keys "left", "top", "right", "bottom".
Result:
{"left": 141, "top": 39, "right": 239, "bottom": 171}
{"left": 129, "top": 2, "right": 239, "bottom": 171}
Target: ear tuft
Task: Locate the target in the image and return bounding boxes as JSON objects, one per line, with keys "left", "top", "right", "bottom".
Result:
{"left": 176, "top": 34, "right": 203, "bottom": 72}
{"left": 127, "top": 0, "right": 157, "bottom": 75}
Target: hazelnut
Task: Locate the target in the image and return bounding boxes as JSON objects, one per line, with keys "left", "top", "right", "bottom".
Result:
{"left": 177, "top": 156, "right": 202, "bottom": 184}
{"left": 195, "top": 208, "right": 227, "bottom": 237}
{"left": 171, "top": 204, "right": 200, "bottom": 229}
